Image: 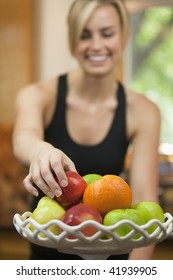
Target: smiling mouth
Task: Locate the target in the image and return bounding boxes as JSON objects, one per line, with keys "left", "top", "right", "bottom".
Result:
{"left": 87, "top": 55, "right": 109, "bottom": 63}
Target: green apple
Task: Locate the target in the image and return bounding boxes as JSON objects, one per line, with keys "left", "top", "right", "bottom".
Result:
{"left": 103, "top": 208, "right": 145, "bottom": 239}
{"left": 83, "top": 174, "right": 102, "bottom": 185}
{"left": 29, "top": 196, "right": 65, "bottom": 236}
{"left": 132, "top": 201, "right": 164, "bottom": 234}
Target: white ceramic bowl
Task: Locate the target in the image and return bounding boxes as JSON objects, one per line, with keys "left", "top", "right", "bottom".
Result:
{"left": 13, "top": 212, "right": 173, "bottom": 259}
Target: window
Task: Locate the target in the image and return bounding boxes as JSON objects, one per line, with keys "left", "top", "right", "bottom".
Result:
{"left": 125, "top": 1, "right": 173, "bottom": 147}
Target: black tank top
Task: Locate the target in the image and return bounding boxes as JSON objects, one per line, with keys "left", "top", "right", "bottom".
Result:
{"left": 45, "top": 74, "right": 129, "bottom": 176}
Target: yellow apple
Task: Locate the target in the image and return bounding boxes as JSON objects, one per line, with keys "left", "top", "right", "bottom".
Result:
{"left": 29, "top": 196, "right": 65, "bottom": 236}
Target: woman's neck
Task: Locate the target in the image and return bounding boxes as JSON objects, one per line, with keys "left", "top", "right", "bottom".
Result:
{"left": 69, "top": 68, "right": 118, "bottom": 102}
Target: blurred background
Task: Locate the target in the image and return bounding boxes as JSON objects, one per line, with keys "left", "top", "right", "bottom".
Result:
{"left": 0, "top": 0, "right": 173, "bottom": 259}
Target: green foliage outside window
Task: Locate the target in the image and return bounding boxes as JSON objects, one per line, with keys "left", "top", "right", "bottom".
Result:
{"left": 129, "top": 7, "right": 173, "bottom": 144}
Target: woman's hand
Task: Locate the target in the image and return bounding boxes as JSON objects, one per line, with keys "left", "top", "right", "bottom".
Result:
{"left": 23, "top": 142, "right": 77, "bottom": 198}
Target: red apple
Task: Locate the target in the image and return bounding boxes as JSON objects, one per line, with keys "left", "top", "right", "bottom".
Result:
{"left": 55, "top": 171, "right": 87, "bottom": 208}
{"left": 62, "top": 203, "right": 103, "bottom": 239}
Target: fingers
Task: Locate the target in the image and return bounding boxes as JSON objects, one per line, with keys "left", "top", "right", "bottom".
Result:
{"left": 24, "top": 171, "right": 62, "bottom": 198}
{"left": 64, "top": 157, "right": 77, "bottom": 173}
{"left": 23, "top": 173, "right": 54, "bottom": 198}
{"left": 49, "top": 152, "right": 77, "bottom": 188}
{"left": 23, "top": 174, "right": 39, "bottom": 197}
{"left": 28, "top": 161, "right": 62, "bottom": 198}
{"left": 49, "top": 153, "right": 68, "bottom": 188}
{"left": 23, "top": 150, "right": 77, "bottom": 198}
{"left": 39, "top": 158, "right": 63, "bottom": 196}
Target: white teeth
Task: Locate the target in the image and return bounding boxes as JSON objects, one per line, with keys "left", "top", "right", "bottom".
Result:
{"left": 88, "top": 56, "right": 107, "bottom": 62}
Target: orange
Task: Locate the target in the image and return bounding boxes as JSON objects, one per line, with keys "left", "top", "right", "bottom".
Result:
{"left": 83, "top": 175, "right": 132, "bottom": 216}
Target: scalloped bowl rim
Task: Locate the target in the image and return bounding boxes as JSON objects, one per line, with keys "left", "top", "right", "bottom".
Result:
{"left": 13, "top": 211, "right": 173, "bottom": 251}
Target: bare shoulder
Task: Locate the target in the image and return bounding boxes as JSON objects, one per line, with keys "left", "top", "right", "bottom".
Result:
{"left": 127, "top": 87, "right": 160, "bottom": 113}
{"left": 16, "top": 76, "right": 58, "bottom": 108}
{"left": 125, "top": 87, "right": 161, "bottom": 136}
{"left": 14, "top": 76, "right": 60, "bottom": 128}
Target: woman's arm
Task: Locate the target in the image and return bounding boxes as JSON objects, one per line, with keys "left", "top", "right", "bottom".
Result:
{"left": 129, "top": 96, "right": 161, "bottom": 204}
{"left": 127, "top": 95, "right": 161, "bottom": 259}
{"left": 12, "top": 82, "right": 76, "bottom": 198}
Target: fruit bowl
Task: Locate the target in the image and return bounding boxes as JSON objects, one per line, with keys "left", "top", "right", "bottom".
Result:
{"left": 13, "top": 212, "right": 173, "bottom": 260}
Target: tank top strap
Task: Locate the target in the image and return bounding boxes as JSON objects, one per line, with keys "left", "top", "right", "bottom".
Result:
{"left": 104, "top": 81, "right": 127, "bottom": 145}
{"left": 52, "top": 73, "right": 68, "bottom": 135}
{"left": 115, "top": 82, "right": 127, "bottom": 132}
{"left": 56, "top": 73, "right": 67, "bottom": 114}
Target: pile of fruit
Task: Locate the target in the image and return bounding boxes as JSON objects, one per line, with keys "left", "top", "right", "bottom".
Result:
{"left": 29, "top": 171, "right": 165, "bottom": 239}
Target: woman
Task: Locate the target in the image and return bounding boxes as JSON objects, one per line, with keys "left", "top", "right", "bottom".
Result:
{"left": 13, "top": 0, "right": 160, "bottom": 260}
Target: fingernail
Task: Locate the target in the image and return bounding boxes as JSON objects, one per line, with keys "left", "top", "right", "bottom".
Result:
{"left": 61, "top": 180, "right": 68, "bottom": 188}
{"left": 55, "top": 189, "right": 62, "bottom": 197}
{"left": 33, "top": 190, "right": 38, "bottom": 197}
{"left": 48, "top": 192, "right": 54, "bottom": 198}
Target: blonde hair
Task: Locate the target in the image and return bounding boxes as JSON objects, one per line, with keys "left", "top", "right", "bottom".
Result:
{"left": 67, "top": 0, "right": 129, "bottom": 54}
